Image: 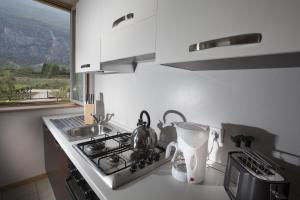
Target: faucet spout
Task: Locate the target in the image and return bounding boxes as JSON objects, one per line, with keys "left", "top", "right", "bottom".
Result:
{"left": 104, "top": 113, "right": 114, "bottom": 123}
{"left": 91, "top": 114, "right": 100, "bottom": 124}
{"left": 91, "top": 113, "right": 114, "bottom": 125}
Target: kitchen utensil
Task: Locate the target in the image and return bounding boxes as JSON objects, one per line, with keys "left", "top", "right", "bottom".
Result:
{"left": 84, "top": 104, "right": 95, "bottom": 125}
{"left": 167, "top": 145, "right": 187, "bottom": 182}
{"left": 165, "top": 122, "right": 209, "bottom": 184}
{"left": 131, "top": 110, "right": 157, "bottom": 150}
{"left": 95, "top": 93, "right": 105, "bottom": 120}
{"left": 158, "top": 110, "right": 186, "bottom": 148}
{"left": 84, "top": 93, "right": 95, "bottom": 125}
{"left": 224, "top": 135, "right": 289, "bottom": 200}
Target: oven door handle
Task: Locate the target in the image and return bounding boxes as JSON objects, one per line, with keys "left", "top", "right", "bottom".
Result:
{"left": 66, "top": 176, "right": 79, "bottom": 200}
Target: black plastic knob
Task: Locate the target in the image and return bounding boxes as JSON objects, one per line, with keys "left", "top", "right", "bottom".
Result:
{"left": 130, "top": 164, "right": 137, "bottom": 173}
{"left": 138, "top": 160, "right": 145, "bottom": 169}
{"left": 70, "top": 169, "right": 79, "bottom": 176}
{"left": 83, "top": 189, "right": 93, "bottom": 199}
{"left": 75, "top": 177, "right": 85, "bottom": 185}
{"left": 147, "top": 158, "right": 153, "bottom": 165}
{"left": 153, "top": 153, "right": 160, "bottom": 161}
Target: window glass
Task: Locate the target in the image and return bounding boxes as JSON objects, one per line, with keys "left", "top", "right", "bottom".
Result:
{"left": 0, "top": 0, "right": 73, "bottom": 107}
{"left": 71, "top": 73, "right": 84, "bottom": 102}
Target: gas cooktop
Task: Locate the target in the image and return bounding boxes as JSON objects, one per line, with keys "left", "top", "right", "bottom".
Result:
{"left": 73, "top": 124, "right": 169, "bottom": 189}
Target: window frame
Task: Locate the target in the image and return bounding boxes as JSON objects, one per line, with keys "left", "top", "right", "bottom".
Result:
{"left": 0, "top": 2, "right": 82, "bottom": 110}
{"left": 70, "top": 7, "right": 84, "bottom": 106}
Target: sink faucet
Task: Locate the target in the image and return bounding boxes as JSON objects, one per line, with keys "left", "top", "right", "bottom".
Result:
{"left": 92, "top": 113, "right": 115, "bottom": 125}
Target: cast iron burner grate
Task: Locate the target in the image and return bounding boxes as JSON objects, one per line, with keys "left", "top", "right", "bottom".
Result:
{"left": 76, "top": 132, "right": 165, "bottom": 175}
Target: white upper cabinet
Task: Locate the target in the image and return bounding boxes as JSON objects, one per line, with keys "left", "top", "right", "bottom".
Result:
{"left": 156, "top": 0, "right": 300, "bottom": 70}
{"left": 75, "top": 0, "right": 101, "bottom": 73}
{"left": 100, "top": 0, "right": 157, "bottom": 63}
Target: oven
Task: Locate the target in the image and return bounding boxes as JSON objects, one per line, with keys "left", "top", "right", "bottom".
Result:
{"left": 66, "top": 163, "right": 100, "bottom": 200}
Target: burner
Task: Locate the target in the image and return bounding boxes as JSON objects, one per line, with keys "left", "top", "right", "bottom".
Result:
{"left": 130, "top": 149, "right": 149, "bottom": 162}
{"left": 74, "top": 128, "right": 168, "bottom": 189}
{"left": 119, "top": 135, "right": 130, "bottom": 144}
{"left": 103, "top": 126, "right": 112, "bottom": 133}
{"left": 85, "top": 141, "right": 105, "bottom": 155}
{"left": 108, "top": 154, "right": 120, "bottom": 166}
{"left": 114, "top": 133, "right": 131, "bottom": 146}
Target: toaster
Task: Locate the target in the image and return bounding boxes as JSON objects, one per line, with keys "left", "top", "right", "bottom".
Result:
{"left": 224, "top": 150, "right": 290, "bottom": 200}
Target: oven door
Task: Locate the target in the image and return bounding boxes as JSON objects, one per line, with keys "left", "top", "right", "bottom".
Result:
{"left": 66, "top": 176, "right": 99, "bottom": 200}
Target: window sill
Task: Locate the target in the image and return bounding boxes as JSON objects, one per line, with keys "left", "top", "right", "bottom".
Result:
{"left": 0, "top": 103, "right": 82, "bottom": 113}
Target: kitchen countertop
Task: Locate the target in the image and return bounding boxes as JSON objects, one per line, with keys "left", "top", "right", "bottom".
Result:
{"left": 42, "top": 113, "right": 230, "bottom": 200}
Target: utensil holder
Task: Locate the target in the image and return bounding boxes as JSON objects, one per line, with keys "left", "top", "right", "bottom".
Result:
{"left": 84, "top": 104, "right": 95, "bottom": 125}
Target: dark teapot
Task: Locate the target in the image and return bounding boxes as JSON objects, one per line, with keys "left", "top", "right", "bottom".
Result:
{"left": 131, "top": 110, "right": 157, "bottom": 150}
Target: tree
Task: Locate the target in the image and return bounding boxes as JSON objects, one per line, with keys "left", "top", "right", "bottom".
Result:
{"left": 0, "top": 70, "right": 16, "bottom": 101}
{"left": 41, "top": 63, "right": 60, "bottom": 78}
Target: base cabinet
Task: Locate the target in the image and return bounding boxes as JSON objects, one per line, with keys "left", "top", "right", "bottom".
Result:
{"left": 43, "top": 124, "right": 71, "bottom": 200}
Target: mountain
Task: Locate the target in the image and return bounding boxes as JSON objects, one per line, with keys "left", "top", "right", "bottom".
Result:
{"left": 0, "top": 0, "right": 70, "bottom": 67}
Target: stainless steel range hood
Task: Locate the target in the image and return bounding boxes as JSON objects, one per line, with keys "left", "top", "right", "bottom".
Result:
{"left": 99, "top": 53, "right": 155, "bottom": 74}
{"left": 162, "top": 52, "right": 300, "bottom": 71}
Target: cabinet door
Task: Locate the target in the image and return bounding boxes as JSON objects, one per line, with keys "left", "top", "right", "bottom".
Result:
{"left": 101, "top": 0, "right": 157, "bottom": 62}
{"left": 44, "top": 125, "right": 71, "bottom": 200}
{"left": 156, "top": 0, "right": 300, "bottom": 65}
{"left": 101, "top": 0, "right": 156, "bottom": 33}
{"left": 101, "top": 16, "right": 156, "bottom": 62}
{"left": 75, "top": 0, "right": 101, "bottom": 73}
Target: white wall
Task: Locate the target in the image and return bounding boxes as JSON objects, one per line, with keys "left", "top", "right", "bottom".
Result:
{"left": 0, "top": 107, "right": 82, "bottom": 187}
{"left": 95, "top": 61, "right": 300, "bottom": 199}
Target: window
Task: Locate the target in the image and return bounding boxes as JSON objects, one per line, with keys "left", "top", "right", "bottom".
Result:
{"left": 0, "top": 0, "right": 83, "bottom": 107}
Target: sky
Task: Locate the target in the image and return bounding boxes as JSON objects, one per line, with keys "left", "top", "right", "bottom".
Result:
{"left": 0, "top": 0, "right": 70, "bottom": 31}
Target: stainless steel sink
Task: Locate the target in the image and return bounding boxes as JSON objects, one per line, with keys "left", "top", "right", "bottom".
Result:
{"left": 66, "top": 125, "right": 112, "bottom": 141}
{"left": 50, "top": 116, "right": 118, "bottom": 141}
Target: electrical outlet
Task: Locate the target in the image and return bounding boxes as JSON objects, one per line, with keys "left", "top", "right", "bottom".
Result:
{"left": 210, "top": 127, "right": 224, "bottom": 147}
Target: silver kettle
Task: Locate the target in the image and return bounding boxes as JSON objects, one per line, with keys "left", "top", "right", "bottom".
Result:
{"left": 131, "top": 110, "right": 157, "bottom": 150}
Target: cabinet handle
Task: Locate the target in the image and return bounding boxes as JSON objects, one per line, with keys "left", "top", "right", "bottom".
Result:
{"left": 189, "top": 33, "right": 262, "bottom": 52}
{"left": 66, "top": 176, "right": 79, "bottom": 200}
{"left": 112, "top": 13, "right": 134, "bottom": 28}
{"left": 81, "top": 64, "right": 90, "bottom": 69}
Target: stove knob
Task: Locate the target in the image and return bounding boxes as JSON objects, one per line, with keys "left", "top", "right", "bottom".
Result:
{"left": 130, "top": 164, "right": 137, "bottom": 173}
{"left": 147, "top": 159, "right": 153, "bottom": 165}
{"left": 75, "top": 177, "right": 86, "bottom": 185}
{"left": 147, "top": 154, "right": 153, "bottom": 164}
{"left": 153, "top": 153, "right": 160, "bottom": 161}
{"left": 70, "top": 169, "right": 79, "bottom": 176}
{"left": 83, "top": 189, "right": 93, "bottom": 199}
{"left": 138, "top": 160, "right": 145, "bottom": 169}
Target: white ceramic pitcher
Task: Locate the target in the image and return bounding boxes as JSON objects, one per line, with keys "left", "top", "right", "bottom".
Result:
{"left": 166, "top": 122, "right": 209, "bottom": 184}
